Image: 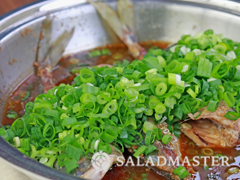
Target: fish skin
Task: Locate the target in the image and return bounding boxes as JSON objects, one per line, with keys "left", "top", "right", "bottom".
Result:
{"left": 181, "top": 119, "right": 239, "bottom": 148}
{"left": 185, "top": 101, "right": 240, "bottom": 148}
{"left": 145, "top": 139, "right": 181, "bottom": 180}
{"left": 188, "top": 101, "right": 240, "bottom": 132}
{"left": 156, "top": 122, "right": 182, "bottom": 159}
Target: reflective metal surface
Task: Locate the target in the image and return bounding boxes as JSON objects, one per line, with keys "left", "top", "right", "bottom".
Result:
{"left": 1, "top": 0, "right": 240, "bottom": 179}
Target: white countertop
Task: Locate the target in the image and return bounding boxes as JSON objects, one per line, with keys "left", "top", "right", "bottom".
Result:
{"left": 0, "top": 158, "right": 31, "bottom": 180}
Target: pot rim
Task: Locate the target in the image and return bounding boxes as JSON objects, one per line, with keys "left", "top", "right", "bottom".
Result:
{"left": 1, "top": 0, "right": 240, "bottom": 36}
{"left": 0, "top": 0, "right": 240, "bottom": 180}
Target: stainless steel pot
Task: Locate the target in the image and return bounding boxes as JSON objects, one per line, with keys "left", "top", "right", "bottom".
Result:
{"left": 1, "top": 0, "right": 240, "bottom": 179}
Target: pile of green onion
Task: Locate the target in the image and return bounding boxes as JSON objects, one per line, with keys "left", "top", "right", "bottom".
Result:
{"left": 1, "top": 29, "right": 240, "bottom": 178}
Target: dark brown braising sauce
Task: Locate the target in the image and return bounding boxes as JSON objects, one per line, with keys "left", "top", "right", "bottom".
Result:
{"left": 2, "top": 41, "right": 240, "bottom": 179}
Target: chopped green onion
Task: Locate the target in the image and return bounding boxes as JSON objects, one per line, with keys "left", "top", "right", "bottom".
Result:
{"left": 224, "top": 111, "right": 240, "bottom": 121}
{"left": 133, "top": 146, "right": 147, "bottom": 158}
{"left": 102, "top": 100, "right": 118, "bottom": 116}
{"left": 223, "top": 91, "right": 235, "bottom": 107}
{"left": 197, "top": 58, "right": 212, "bottom": 78}
{"left": 66, "top": 144, "right": 84, "bottom": 161}
{"left": 154, "top": 128, "right": 163, "bottom": 140}
{"left": 79, "top": 68, "right": 95, "bottom": 84}
{"left": 164, "top": 96, "right": 176, "bottom": 109}
{"left": 0, "top": 128, "right": 9, "bottom": 141}
{"left": 101, "top": 129, "right": 118, "bottom": 143}
{"left": 145, "top": 131, "right": 153, "bottom": 145}
{"left": 166, "top": 60, "right": 183, "bottom": 73}
{"left": 82, "top": 84, "right": 99, "bottom": 95}
{"left": 13, "top": 136, "right": 20, "bottom": 147}
{"left": 20, "top": 138, "right": 30, "bottom": 151}
{"left": 211, "top": 62, "right": 230, "bottom": 79}
{"left": 173, "top": 166, "right": 190, "bottom": 179}
{"left": 185, "top": 52, "right": 195, "bottom": 61}
{"left": 6, "top": 110, "right": 18, "bottom": 119}
{"left": 162, "top": 134, "right": 172, "bottom": 145}
{"left": 155, "top": 82, "right": 167, "bottom": 96}
{"left": 89, "top": 50, "right": 101, "bottom": 57}
{"left": 20, "top": 91, "right": 30, "bottom": 101}
{"left": 213, "top": 44, "right": 227, "bottom": 54}
{"left": 144, "top": 145, "right": 158, "bottom": 155}
{"left": 11, "top": 119, "right": 26, "bottom": 137}
{"left": 157, "top": 56, "right": 166, "bottom": 67}
{"left": 187, "top": 88, "right": 196, "bottom": 98}
{"left": 207, "top": 100, "right": 218, "bottom": 112}
{"left": 101, "top": 49, "right": 110, "bottom": 55}
{"left": 104, "top": 68, "right": 117, "bottom": 76}
{"left": 168, "top": 73, "right": 181, "bottom": 86}
{"left": 234, "top": 69, "right": 240, "bottom": 80}
{"left": 228, "top": 167, "right": 240, "bottom": 174}
{"left": 236, "top": 102, "right": 240, "bottom": 113}
{"left": 143, "top": 56, "right": 163, "bottom": 72}
{"left": 143, "top": 121, "right": 157, "bottom": 133}
{"left": 201, "top": 148, "right": 214, "bottom": 156}
{"left": 155, "top": 103, "right": 166, "bottom": 114}
{"left": 148, "top": 97, "right": 160, "bottom": 109}
{"left": 64, "top": 159, "right": 79, "bottom": 173}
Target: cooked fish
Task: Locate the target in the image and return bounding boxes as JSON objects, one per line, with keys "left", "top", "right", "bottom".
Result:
{"left": 129, "top": 119, "right": 193, "bottom": 180}
{"left": 35, "top": 18, "right": 74, "bottom": 93}
{"left": 57, "top": 145, "right": 124, "bottom": 180}
{"left": 181, "top": 119, "right": 239, "bottom": 148}
{"left": 117, "top": 0, "right": 135, "bottom": 35}
{"left": 80, "top": 145, "right": 125, "bottom": 180}
{"left": 156, "top": 122, "right": 182, "bottom": 162}
{"left": 89, "top": 0, "right": 147, "bottom": 59}
{"left": 154, "top": 122, "right": 193, "bottom": 179}
{"left": 183, "top": 100, "right": 240, "bottom": 148}
{"left": 188, "top": 101, "right": 240, "bottom": 132}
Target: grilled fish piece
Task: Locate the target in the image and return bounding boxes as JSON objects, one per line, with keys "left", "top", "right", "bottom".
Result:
{"left": 188, "top": 101, "right": 240, "bottom": 132}
{"left": 181, "top": 119, "right": 239, "bottom": 148}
